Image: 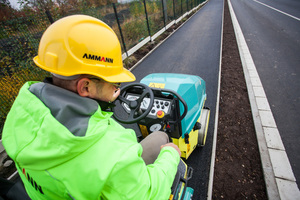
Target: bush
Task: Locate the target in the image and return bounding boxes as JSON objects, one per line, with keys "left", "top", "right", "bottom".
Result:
{"left": 0, "top": 58, "right": 50, "bottom": 128}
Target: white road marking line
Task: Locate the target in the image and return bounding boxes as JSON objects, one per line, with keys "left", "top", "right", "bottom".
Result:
{"left": 207, "top": 0, "right": 224, "bottom": 198}
{"left": 253, "top": 0, "right": 300, "bottom": 21}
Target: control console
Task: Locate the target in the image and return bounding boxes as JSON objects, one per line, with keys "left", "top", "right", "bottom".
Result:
{"left": 122, "top": 94, "right": 172, "bottom": 117}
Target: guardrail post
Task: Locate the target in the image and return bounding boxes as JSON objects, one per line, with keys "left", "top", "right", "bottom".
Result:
{"left": 161, "top": 0, "right": 166, "bottom": 28}
{"left": 45, "top": 10, "right": 54, "bottom": 24}
{"left": 143, "top": 0, "right": 152, "bottom": 41}
{"left": 113, "top": 3, "right": 128, "bottom": 58}
{"left": 181, "top": 0, "right": 183, "bottom": 16}
{"left": 173, "top": 0, "right": 176, "bottom": 20}
{"left": 186, "top": 0, "right": 189, "bottom": 12}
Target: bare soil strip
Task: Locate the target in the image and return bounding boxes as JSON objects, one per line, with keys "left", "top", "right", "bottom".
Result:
{"left": 212, "top": 1, "right": 267, "bottom": 199}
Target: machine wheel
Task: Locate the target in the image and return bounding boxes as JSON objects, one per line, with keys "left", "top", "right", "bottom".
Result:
{"left": 197, "top": 108, "right": 210, "bottom": 147}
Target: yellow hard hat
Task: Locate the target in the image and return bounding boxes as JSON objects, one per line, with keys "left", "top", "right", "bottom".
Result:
{"left": 33, "top": 15, "right": 135, "bottom": 82}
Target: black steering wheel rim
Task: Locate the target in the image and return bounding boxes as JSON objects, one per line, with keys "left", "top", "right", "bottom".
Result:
{"left": 112, "top": 83, "right": 154, "bottom": 124}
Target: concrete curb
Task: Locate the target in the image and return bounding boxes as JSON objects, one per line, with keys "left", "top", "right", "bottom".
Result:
{"left": 228, "top": 0, "right": 300, "bottom": 199}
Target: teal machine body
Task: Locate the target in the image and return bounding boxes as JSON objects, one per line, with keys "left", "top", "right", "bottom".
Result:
{"left": 140, "top": 73, "right": 207, "bottom": 137}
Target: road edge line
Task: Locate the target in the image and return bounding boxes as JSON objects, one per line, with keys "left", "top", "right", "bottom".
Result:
{"left": 206, "top": 0, "right": 224, "bottom": 199}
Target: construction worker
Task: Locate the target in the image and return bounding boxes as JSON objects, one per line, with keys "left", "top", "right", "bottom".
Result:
{"left": 2, "top": 15, "right": 180, "bottom": 199}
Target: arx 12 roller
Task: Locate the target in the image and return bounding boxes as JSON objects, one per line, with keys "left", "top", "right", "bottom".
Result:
{"left": 113, "top": 73, "right": 210, "bottom": 200}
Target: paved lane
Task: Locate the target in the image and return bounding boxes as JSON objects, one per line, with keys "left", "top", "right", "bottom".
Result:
{"left": 124, "top": 0, "right": 223, "bottom": 198}
{"left": 231, "top": 0, "right": 300, "bottom": 188}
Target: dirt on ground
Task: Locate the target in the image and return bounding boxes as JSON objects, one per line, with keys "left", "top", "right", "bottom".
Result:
{"left": 1, "top": 1, "right": 268, "bottom": 199}
{"left": 212, "top": 1, "right": 267, "bottom": 199}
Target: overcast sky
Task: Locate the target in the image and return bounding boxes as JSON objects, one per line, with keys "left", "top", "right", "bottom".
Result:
{"left": 9, "top": 0, "right": 21, "bottom": 9}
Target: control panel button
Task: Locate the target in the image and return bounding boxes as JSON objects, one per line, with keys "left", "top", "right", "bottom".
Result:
{"left": 123, "top": 94, "right": 171, "bottom": 117}
{"left": 157, "top": 110, "right": 165, "bottom": 118}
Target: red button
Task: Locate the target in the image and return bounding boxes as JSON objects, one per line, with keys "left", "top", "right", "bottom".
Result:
{"left": 157, "top": 110, "right": 165, "bottom": 118}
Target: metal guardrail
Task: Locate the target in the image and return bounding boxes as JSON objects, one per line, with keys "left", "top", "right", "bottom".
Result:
{"left": 122, "top": 2, "right": 205, "bottom": 60}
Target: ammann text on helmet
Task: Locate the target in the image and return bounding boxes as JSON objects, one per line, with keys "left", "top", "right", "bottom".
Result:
{"left": 83, "top": 53, "right": 114, "bottom": 63}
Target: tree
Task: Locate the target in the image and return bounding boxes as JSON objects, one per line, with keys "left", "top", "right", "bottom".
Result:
{"left": 0, "top": 0, "right": 11, "bottom": 6}
{"left": 0, "top": 0, "right": 14, "bottom": 21}
{"left": 19, "top": 0, "right": 54, "bottom": 12}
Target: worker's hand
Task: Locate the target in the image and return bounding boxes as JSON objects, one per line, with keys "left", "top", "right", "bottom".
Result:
{"left": 161, "top": 143, "right": 181, "bottom": 157}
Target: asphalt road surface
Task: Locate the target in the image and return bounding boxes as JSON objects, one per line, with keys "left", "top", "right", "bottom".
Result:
{"left": 119, "top": 0, "right": 224, "bottom": 199}
{"left": 230, "top": 0, "right": 300, "bottom": 187}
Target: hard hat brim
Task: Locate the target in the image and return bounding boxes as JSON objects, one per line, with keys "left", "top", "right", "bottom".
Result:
{"left": 98, "top": 68, "right": 136, "bottom": 83}
{"left": 34, "top": 56, "right": 136, "bottom": 83}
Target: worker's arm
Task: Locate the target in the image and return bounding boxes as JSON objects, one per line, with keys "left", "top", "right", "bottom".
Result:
{"left": 101, "top": 144, "right": 180, "bottom": 200}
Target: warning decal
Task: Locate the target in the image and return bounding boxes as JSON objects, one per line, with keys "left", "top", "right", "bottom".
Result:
{"left": 149, "top": 83, "right": 165, "bottom": 88}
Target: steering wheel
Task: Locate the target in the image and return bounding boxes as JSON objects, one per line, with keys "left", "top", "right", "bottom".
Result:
{"left": 112, "top": 83, "right": 154, "bottom": 124}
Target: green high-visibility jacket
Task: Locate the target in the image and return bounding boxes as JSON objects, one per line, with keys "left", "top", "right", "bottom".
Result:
{"left": 2, "top": 81, "right": 180, "bottom": 200}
